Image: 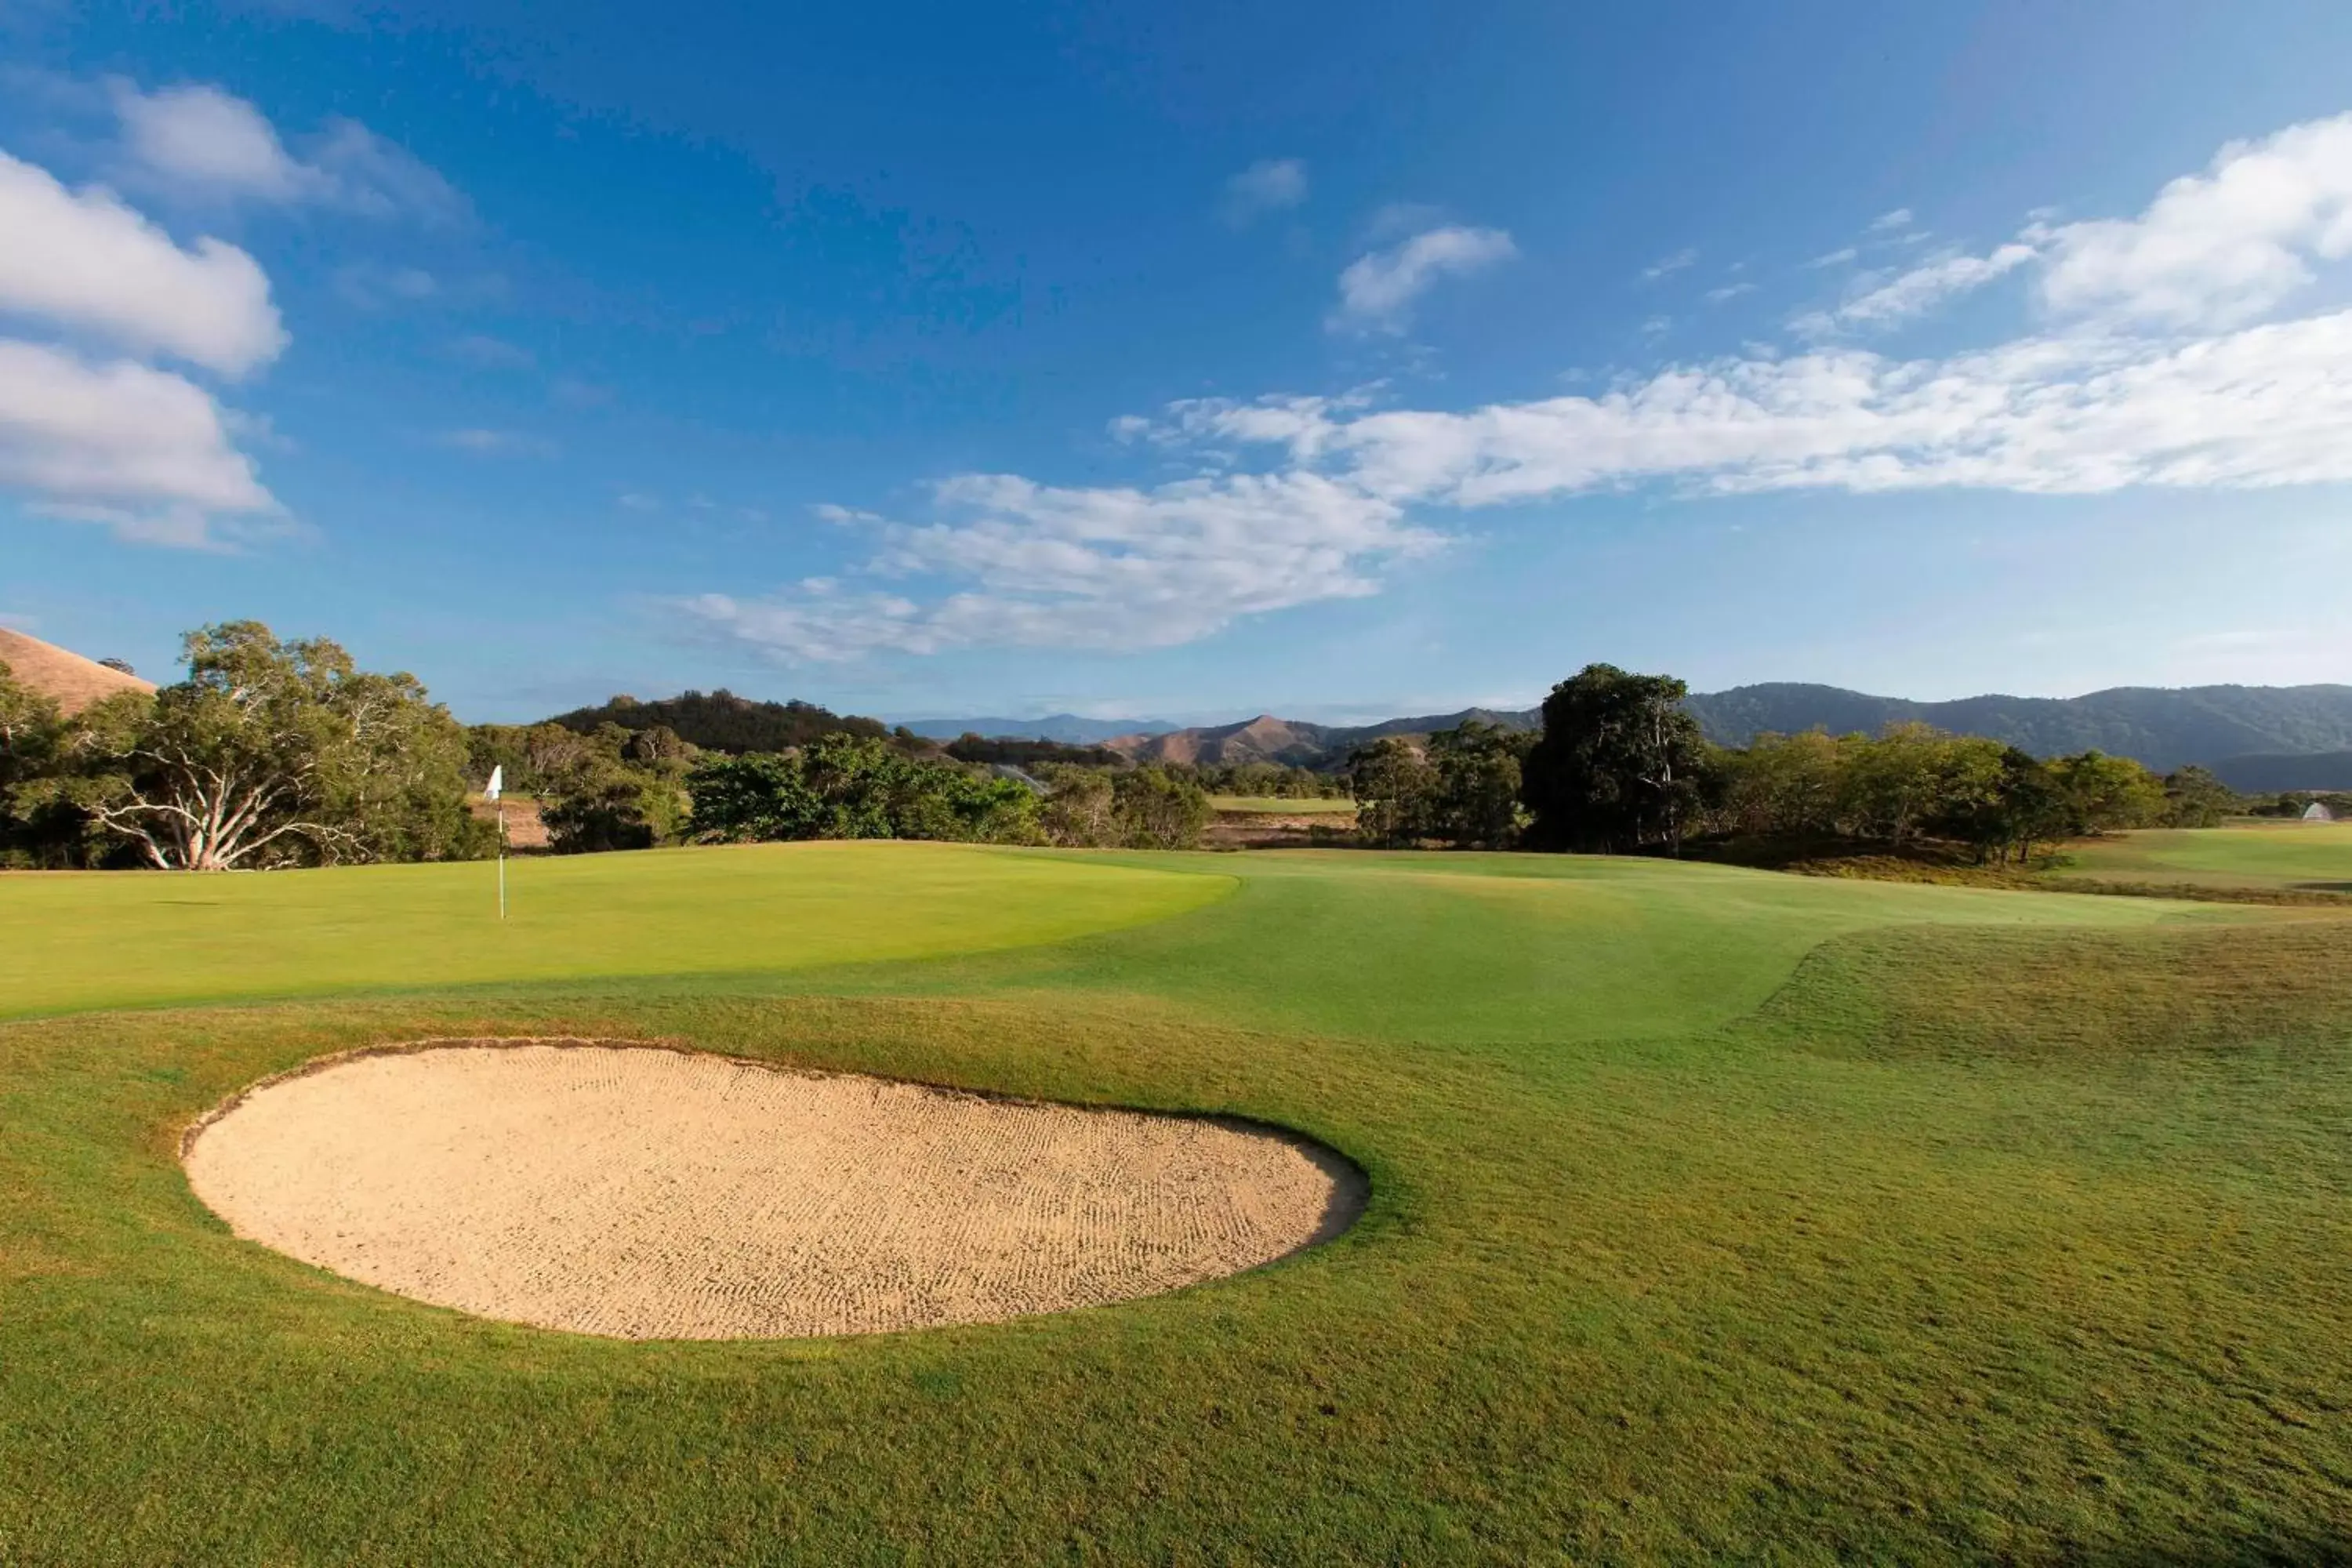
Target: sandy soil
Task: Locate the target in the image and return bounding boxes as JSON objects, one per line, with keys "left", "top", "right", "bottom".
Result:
{"left": 183, "top": 1040, "right": 1361, "bottom": 1339}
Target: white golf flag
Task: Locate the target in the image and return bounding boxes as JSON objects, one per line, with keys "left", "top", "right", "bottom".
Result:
{"left": 485, "top": 765, "right": 503, "bottom": 802}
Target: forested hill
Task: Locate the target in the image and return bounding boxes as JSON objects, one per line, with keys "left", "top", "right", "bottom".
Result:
{"left": 547, "top": 691, "right": 888, "bottom": 753}
{"left": 1094, "top": 684, "right": 2352, "bottom": 773}
{"left": 1682, "top": 683, "right": 2352, "bottom": 773}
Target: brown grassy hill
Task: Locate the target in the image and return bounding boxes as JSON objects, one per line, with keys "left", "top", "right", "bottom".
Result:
{"left": 1107, "top": 715, "right": 1334, "bottom": 768}
{"left": 0, "top": 627, "right": 156, "bottom": 715}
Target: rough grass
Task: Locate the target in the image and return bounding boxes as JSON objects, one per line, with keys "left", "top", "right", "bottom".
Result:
{"left": 5, "top": 844, "right": 2352, "bottom": 1563}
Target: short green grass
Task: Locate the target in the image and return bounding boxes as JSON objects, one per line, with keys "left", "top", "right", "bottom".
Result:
{"left": 6, "top": 842, "right": 2352, "bottom": 1564}
{"left": 1208, "top": 793, "right": 1359, "bottom": 814}
{"left": 2053, "top": 820, "right": 2352, "bottom": 894}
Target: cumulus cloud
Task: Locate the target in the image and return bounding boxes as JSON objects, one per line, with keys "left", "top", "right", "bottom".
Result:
{"left": 0, "top": 339, "right": 280, "bottom": 547}
{"left": 110, "top": 81, "right": 463, "bottom": 221}
{"left": 2035, "top": 112, "right": 2352, "bottom": 327}
{"left": 0, "top": 150, "right": 285, "bottom": 375}
{"left": 1330, "top": 225, "right": 1516, "bottom": 333}
{"left": 1221, "top": 158, "right": 1308, "bottom": 224}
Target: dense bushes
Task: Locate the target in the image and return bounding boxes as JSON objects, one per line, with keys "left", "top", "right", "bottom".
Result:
{"left": 470, "top": 720, "right": 694, "bottom": 853}
{"left": 686, "top": 735, "right": 1041, "bottom": 845}
{"left": 1705, "top": 724, "right": 2179, "bottom": 863}
{"left": 548, "top": 690, "right": 888, "bottom": 754}
{"left": 1350, "top": 722, "right": 1530, "bottom": 848}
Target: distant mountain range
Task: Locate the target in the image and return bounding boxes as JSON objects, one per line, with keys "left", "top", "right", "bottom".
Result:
{"left": 1077, "top": 684, "right": 2352, "bottom": 775}
{"left": 1679, "top": 683, "right": 2352, "bottom": 774}
{"left": 898, "top": 714, "right": 1181, "bottom": 744}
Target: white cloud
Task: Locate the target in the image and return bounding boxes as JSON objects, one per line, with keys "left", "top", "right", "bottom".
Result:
{"left": 1869, "top": 207, "right": 1916, "bottom": 232}
{"left": 1192, "top": 310, "right": 2352, "bottom": 504}
{"left": 332, "top": 262, "right": 443, "bottom": 309}
{"left": 1330, "top": 225, "right": 1516, "bottom": 333}
{"left": 1808, "top": 246, "right": 1858, "bottom": 268}
{"left": 437, "top": 427, "right": 554, "bottom": 456}
{"left": 1795, "top": 242, "right": 2038, "bottom": 335}
{"left": 0, "top": 339, "right": 280, "bottom": 547}
{"left": 677, "top": 470, "right": 1442, "bottom": 662}
{"left": 1641, "top": 247, "right": 1698, "bottom": 281}
{"left": 1705, "top": 283, "right": 1756, "bottom": 304}
{"left": 1221, "top": 158, "right": 1308, "bottom": 224}
{"left": 110, "top": 81, "right": 463, "bottom": 221}
{"left": 687, "top": 111, "right": 2352, "bottom": 663}
{"left": 2036, "top": 112, "right": 2352, "bottom": 328}
{"left": 446, "top": 333, "right": 534, "bottom": 369}
{"left": 0, "top": 150, "right": 285, "bottom": 375}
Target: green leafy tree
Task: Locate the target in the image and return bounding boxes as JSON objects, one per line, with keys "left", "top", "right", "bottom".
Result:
{"left": 1520, "top": 664, "right": 1707, "bottom": 853}
{"left": 1425, "top": 720, "right": 1531, "bottom": 848}
{"left": 0, "top": 661, "right": 85, "bottom": 867}
{"left": 1348, "top": 736, "right": 1436, "bottom": 848}
{"left": 2159, "top": 765, "right": 2241, "bottom": 828}
{"left": 1036, "top": 764, "right": 1120, "bottom": 847}
{"left": 1110, "top": 765, "right": 1211, "bottom": 849}
{"left": 685, "top": 736, "right": 1040, "bottom": 845}
{"left": 2048, "top": 750, "right": 2167, "bottom": 836}
{"left": 42, "top": 622, "right": 485, "bottom": 870}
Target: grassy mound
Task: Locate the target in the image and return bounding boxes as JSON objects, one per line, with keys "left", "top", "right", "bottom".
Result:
{"left": 5, "top": 844, "right": 2350, "bottom": 1563}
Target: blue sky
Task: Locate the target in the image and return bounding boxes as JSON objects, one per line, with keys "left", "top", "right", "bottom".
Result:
{"left": 3, "top": 0, "right": 2351, "bottom": 724}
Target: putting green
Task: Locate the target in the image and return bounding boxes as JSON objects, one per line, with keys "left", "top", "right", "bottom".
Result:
{"left": 0, "top": 842, "right": 1232, "bottom": 1020}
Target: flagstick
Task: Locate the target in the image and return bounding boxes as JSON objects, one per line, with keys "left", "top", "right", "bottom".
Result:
{"left": 497, "top": 797, "right": 507, "bottom": 921}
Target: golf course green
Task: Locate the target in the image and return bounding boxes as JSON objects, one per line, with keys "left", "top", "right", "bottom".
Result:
{"left": 6, "top": 836, "right": 2352, "bottom": 1563}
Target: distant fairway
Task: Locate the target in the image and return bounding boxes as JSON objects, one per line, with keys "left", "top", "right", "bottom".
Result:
{"left": 8, "top": 842, "right": 2352, "bottom": 1563}
{"left": 2053, "top": 819, "right": 2352, "bottom": 894}
{"left": 1209, "top": 794, "right": 1359, "bottom": 815}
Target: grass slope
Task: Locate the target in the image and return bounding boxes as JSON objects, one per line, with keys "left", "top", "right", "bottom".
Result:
{"left": 5, "top": 844, "right": 2351, "bottom": 1564}
{"left": 2054, "top": 821, "right": 2352, "bottom": 894}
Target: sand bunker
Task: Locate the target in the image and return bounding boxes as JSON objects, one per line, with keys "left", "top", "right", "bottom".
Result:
{"left": 183, "top": 1040, "right": 1360, "bottom": 1339}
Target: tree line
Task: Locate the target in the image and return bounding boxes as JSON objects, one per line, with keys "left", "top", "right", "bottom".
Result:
{"left": 2, "top": 630, "right": 2296, "bottom": 872}
{"left": 1348, "top": 664, "right": 2250, "bottom": 862}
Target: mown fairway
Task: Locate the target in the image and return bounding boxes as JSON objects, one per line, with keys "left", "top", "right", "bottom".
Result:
{"left": 6, "top": 844, "right": 2352, "bottom": 1563}
{"left": 2053, "top": 819, "right": 2352, "bottom": 895}
{"left": 1208, "top": 794, "right": 1361, "bottom": 815}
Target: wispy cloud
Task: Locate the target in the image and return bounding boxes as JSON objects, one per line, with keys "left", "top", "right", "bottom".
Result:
{"left": 436, "top": 427, "right": 554, "bottom": 456}
{"left": 108, "top": 80, "right": 464, "bottom": 222}
{"left": 683, "top": 111, "right": 2352, "bottom": 664}
{"left": 1641, "top": 247, "right": 1698, "bottom": 281}
{"left": 1330, "top": 225, "right": 1516, "bottom": 334}
{"left": 1793, "top": 242, "right": 2038, "bottom": 335}
{"left": 1220, "top": 158, "right": 1308, "bottom": 225}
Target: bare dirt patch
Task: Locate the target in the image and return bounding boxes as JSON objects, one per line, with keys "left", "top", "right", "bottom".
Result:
{"left": 183, "top": 1040, "right": 1361, "bottom": 1339}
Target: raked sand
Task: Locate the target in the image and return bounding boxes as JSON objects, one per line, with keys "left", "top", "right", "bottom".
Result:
{"left": 183, "top": 1040, "right": 1361, "bottom": 1339}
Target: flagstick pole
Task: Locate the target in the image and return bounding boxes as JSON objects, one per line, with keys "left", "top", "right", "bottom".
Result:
{"left": 497, "top": 797, "right": 507, "bottom": 921}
